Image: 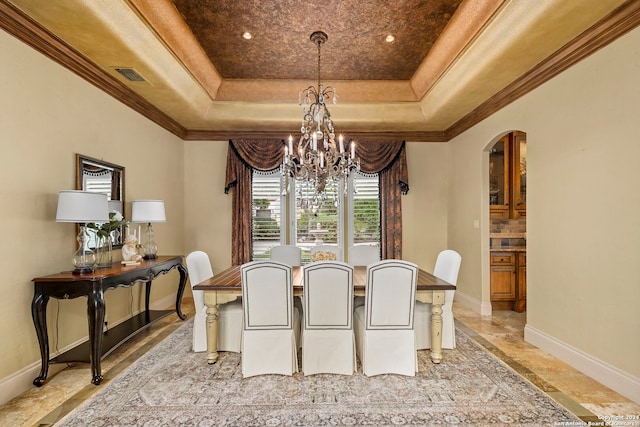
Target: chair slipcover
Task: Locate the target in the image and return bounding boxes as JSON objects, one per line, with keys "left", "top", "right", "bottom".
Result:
{"left": 348, "top": 245, "right": 380, "bottom": 266}
{"left": 310, "top": 245, "right": 343, "bottom": 262}
{"left": 354, "top": 260, "right": 418, "bottom": 376}
{"left": 302, "top": 261, "right": 355, "bottom": 375}
{"left": 414, "top": 249, "right": 462, "bottom": 350}
{"left": 270, "top": 245, "right": 304, "bottom": 342}
{"left": 185, "top": 251, "right": 243, "bottom": 353}
{"left": 241, "top": 261, "right": 300, "bottom": 377}
{"left": 270, "top": 245, "right": 302, "bottom": 266}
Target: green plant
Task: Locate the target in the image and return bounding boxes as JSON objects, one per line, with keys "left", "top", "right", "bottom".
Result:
{"left": 87, "top": 210, "right": 127, "bottom": 240}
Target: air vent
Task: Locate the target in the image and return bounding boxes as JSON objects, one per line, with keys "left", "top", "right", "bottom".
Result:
{"left": 114, "top": 67, "right": 146, "bottom": 82}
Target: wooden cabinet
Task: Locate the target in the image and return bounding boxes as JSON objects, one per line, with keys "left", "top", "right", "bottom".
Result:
{"left": 490, "top": 252, "right": 516, "bottom": 303}
{"left": 490, "top": 251, "right": 526, "bottom": 311}
{"left": 490, "top": 131, "right": 526, "bottom": 220}
{"left": 515, "top": 252, "right": 527, "bottom": 312}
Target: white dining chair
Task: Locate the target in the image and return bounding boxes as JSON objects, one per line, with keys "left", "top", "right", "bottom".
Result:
{"left": 354, "top": 260, "right": 418, "bottom": 376}
{"left": 270, "top": 245, "right": 304, "bottom": 340}
{"left": 270, "top": 245, "right": 302, "bottom": 266}
{"left": 414, "top": 249, "right": 462, "bottom": 350}
{"left": 302, "top": 261, "right": 355, "bottom": 375}
{"left": 348, "top": 245, "right": 380, "bottom": 266}
{"left": 310, "top": 245, "right": 343, "bottom": 262}
{"left": 240, "top": 261, "right": 300, "bottom": 377}
{"left": 185, "top": 251, "right": 243, "bottom": 353}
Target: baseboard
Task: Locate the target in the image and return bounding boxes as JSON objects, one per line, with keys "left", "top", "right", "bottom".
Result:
{"left": 454, "top": 291, "right": 493, "bottom": 316}
{"left": 0, "top": 296, "right": 179, "bottom": 406}
{"left": 525, "top": 324, "right": 640, "bottom": 404}
{"left": 0, "top": 348, "right": 69, "bottom": 405}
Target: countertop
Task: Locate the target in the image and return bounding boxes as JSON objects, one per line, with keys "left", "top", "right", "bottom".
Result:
{"left": 490, "top": 246, "right": 526, "bottom": 252}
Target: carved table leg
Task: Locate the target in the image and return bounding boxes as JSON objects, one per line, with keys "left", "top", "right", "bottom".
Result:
{"left": 175, "top": 263, "right": 187, "bottom": 320}
{"left": 203, "top": 291, "right": 220, "bottom": 364}
{"left": 31, "top": 291, "right": 49, "bottom": 386}
{"left": 144, "top": 280, "right": 152, "bottom": 323}
{"left": 430, "top": 290, "right": 445, "bottom": 364}
{"left": 88, "top": 287, "right": 106, "bottom": 385}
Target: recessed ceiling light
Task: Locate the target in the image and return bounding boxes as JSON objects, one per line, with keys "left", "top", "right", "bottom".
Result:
{"left": 242, "top": 31, "right": 252, "bottom": 40}
{"left": 385, "top": 34, "right": 395, "bottom": 43}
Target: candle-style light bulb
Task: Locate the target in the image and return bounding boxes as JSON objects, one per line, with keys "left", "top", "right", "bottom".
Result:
{"left": 351, "top": 141, "right": 356, "bottom": 159}
{"left": 339, "top": 134, "right": 344, "bottom": 153}
{"left": 288, "top": 135, "right": 293, "bottom": 155}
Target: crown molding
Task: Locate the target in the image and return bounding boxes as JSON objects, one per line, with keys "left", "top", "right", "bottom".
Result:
{"left": 445, "top": 0, "right": 640, "bottom": 140}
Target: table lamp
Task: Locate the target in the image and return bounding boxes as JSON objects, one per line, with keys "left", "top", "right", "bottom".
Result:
{"left": 56, "top": 190, "right": 109, "bottom": 274}
{"left": 131, "top": 200, "right": 166, "bottom": 259}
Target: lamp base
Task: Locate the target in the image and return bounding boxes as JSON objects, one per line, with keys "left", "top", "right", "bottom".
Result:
{"left": 72, "top": 267, "right": 94, "bottom": 275}
{"left": 143, "top": 254, "right": 158, "bottom": 260}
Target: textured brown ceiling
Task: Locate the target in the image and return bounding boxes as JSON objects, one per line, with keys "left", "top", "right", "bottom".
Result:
{"left": 2, "top": 0, "right": 638, "bottom": 140}
{"left": 172, "top": 0, "right": 463, "bottom": 81}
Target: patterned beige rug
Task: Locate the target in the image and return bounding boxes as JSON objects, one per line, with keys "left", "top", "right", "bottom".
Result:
{"left": 57, "top": 320, "right": 580, "bottom": 426}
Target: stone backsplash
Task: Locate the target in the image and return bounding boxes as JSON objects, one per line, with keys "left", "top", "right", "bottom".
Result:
{"left": 490, "top": 219, "right": 526, "bottom": 250}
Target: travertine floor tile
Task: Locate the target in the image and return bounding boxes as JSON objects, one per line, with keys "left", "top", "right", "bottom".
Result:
{"left": 1, "top": 299, "right": 638, "bottom": 426}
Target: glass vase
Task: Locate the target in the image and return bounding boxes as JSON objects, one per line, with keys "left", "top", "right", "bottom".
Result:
{"left": 96, "top": 236, "right": 113, "bottom": 268}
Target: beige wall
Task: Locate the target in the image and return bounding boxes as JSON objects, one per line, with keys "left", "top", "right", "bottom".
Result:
{"left": 402, "top": 143, "right": 449, "bottom": 268}
{"left": 183, "top": 141, "right": 232, "bottom": 274}
{"left": 0, "top": 30, "right": 185, "bottom": 390}
{"left": 447, "top": 25, "right": 640, "bottom": 382}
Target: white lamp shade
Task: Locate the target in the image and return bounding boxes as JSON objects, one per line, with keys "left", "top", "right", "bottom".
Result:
{"left": 131, "top": 200, "right": 166, "bottom": 223}
{"left": 56, "top": 190, "right": 109, "bottom": 223}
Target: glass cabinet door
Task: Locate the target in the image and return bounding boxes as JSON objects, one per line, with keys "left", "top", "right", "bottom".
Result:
{"left": 489, "top": 135, "right": 510, "bottom": 219}
{"left": 513, "top": 131, "right": 526, "bottom": 211}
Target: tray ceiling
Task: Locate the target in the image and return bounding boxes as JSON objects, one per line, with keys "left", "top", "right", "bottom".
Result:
{"left": 1, "top": 0, "right": 637, "bottom": 140}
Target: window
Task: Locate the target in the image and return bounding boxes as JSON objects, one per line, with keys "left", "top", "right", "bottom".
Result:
{"left": 349, "top": 172, "right": 380, "bottom": 247}
{"left": 251, "top": 171, "right": 380, "bottom": 263}
{"left": 251, "top": 171, "right": 283, "bottom": 260}
{"left": 294, "top": 178, "right": 343, "bottom": 263}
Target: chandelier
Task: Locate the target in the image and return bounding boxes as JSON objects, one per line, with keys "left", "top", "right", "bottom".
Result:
{"left": 282, "top": 31, "right": 360, "bottom": 206}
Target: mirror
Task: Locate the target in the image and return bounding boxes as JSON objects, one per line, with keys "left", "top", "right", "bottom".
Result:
{"left": 76, "top": 154, "right": 126, "bottom": 248}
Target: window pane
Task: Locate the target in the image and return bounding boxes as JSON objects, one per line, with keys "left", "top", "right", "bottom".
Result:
{"left": 252, "top": 171, "right": 282, "bottom": 260}
{"left": 295, "top": 179, "right": 341, "bottom": 263}
{"left": 352, "top": 173, "right": 380, "bottom": 246}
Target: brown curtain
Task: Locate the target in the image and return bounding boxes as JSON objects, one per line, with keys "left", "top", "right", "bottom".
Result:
{"left": 224, "top": 139, "right": 409, "bottom": 264}
{"left": 225, "top": 139, "right": 284, "bottom": 265}
{"left": 356, "top": 141, "right": 408, "bottom": 260}
{"left": 111, "top": 169, "right": 121, "bottom": 201}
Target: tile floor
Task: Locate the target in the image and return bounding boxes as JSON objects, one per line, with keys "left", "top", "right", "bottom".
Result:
{"left": 1, "top": 301, "right": 638, "bottom": 426}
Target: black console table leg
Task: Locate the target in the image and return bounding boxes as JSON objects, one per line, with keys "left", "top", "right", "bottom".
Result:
{"left": 31, "top": 292, "right": 50, "bottom": 386}
{"left": 88, "top": 287, "right": 105, "bottom": 385}
{"left": 176, "top": 264, "right": 187, "bottom": 320}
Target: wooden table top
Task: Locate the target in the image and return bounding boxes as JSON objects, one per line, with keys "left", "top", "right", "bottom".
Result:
{"left": 33, "top": 256, "right": 182, "bottom": 282}
{"left": 193, "top": 264, "right": 455, "bottom": 292}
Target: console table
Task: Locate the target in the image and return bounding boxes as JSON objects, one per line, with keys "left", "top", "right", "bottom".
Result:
{"left": 31, "top": 255, "right": 187, "bottom": 386}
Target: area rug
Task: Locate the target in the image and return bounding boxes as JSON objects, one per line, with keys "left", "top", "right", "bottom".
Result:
{"left": 57, "top": 320, "right": 580, "bottom": 426}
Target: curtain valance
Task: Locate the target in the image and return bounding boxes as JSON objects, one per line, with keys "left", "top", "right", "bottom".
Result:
{"left": 225, "top": 139, "right": 409, "bottom": 194}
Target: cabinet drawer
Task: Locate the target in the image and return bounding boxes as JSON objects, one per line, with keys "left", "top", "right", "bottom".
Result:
{"left": 491, "top": 253, "right": 515, "bottom": 265}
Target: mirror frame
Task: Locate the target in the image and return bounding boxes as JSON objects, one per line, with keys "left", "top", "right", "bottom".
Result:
{"left": 75, "top": 154, "right": 126, "bottom": 248}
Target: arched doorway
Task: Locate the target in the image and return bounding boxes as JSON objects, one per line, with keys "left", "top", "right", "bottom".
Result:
{"left": 487, "top": 131, "right": 527, "bottom": 312}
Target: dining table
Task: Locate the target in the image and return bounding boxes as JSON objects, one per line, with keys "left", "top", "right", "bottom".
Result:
{"left": 193, "top": 264, "right": 456, "bottom": 365}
